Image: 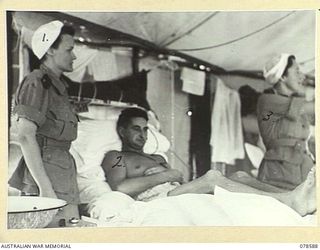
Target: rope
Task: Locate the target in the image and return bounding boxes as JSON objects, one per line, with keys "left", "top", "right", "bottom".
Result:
{"left": 176, "top": 11, "right": 296, "bottom": 52}
{"left": 160, "top": 12, "right": 220, "bottom": 47}
{"left": 299, "top": 57, "right": 315, "bottom": 65}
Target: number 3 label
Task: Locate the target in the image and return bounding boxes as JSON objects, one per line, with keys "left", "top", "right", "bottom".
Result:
{"left": 262, "top": 111, "right": 273, "bottom": 121}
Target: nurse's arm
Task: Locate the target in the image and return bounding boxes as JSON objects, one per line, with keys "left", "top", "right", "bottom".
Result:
{"left": 16, "top": 117, "right": 57, "bottom": 198}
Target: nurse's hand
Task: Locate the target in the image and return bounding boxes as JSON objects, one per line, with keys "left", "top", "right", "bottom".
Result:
{"left": 161, "top": 169, "right": 184, "bottom": 184}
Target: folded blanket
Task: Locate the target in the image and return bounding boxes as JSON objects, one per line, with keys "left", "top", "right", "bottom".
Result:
{"left": 135, "top": 182, "right": 180, "bottom": 202}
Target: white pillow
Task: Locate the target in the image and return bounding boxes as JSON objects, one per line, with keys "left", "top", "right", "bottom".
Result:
{"left": 87, "top": 191, "right": 134, "bottom": 220}
{"left": 244, "top": 142, "right": 264, "bottom": 169}
{"left": 72, "top": 104, "right": 170, "bottom": 203}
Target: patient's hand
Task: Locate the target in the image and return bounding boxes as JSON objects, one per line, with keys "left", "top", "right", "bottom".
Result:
{"left": 161, "top": 169, "right": 184, "bottom": 183}
{"left": 144, "top": 166, "right": 167, "bottom": 176}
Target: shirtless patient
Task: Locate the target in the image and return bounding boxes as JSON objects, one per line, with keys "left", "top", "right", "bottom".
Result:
{"left": 101, "top": 108, "right": 316, "bottom": 217}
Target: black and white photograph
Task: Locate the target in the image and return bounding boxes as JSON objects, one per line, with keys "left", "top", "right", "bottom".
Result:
{"left": 6, "top": 9, "right": 316, "bottom": 231}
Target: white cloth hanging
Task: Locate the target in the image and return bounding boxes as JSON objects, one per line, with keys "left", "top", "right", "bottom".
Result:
{"left": 88, "top": 50, "right": 118, "bottom": 81}
{"left": 210, "top": 78, "right": 245, "bottom": 165}
{"left": 19, "top": 25, "right": 131, "bottom": 82}
{"left": 180, "top": 67, "right": 205, "bottom": 96}
{"left": 64, "top": 46, "right": 132, "bottom": 82}
{"left": 114, "top": 53, "right": 133, "bottom": 79}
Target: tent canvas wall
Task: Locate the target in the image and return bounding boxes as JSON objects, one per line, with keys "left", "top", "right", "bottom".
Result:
{"left": 7, "top": 10, "right": 316, "bottom": 180}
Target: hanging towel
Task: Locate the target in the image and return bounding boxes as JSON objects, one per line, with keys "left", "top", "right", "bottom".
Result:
{"left": 88, "top": 50, "right": 119, "bottom": 81}
{"left": 210, "top": 78, "right": 245, "bottom": 165}
{"left": 181, "top": 67, "right": 206, "bottom": 96}
{"left": 114, "top": 51, "right": 133, "bottom": 79}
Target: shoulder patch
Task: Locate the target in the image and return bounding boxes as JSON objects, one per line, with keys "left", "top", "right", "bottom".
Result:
{"left": 41, "top": 74, "right": 52, "bottom": 89}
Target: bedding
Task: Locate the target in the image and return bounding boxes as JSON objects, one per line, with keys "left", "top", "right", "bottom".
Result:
{"left": 135, "top": 182, "right": 180, "bottom": 202}
{"left": 71, "top": 104, "right": 317, "bottom": 226}
{"left": 86, "top": 187, "right": 317, "bottom": 227}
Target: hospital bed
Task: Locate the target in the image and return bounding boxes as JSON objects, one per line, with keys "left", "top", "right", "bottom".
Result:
{"left": 69, "top": 102, "right": 317, "bottom": 227}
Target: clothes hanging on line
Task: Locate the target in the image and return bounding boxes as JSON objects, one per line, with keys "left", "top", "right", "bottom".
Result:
{"left": 210, "top": 78, "right": 245, "bottom": 165}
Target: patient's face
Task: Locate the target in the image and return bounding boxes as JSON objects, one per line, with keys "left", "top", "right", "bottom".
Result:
{"left": 121, "top": 117, "right": 148, "bottom": 150}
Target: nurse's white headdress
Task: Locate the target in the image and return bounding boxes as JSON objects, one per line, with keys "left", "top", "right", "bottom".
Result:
{"left": 263, "top": 53, "right": 294, "bottom": 85}
{"left": 31, "top": 20, "right": 64, "bottom": 60}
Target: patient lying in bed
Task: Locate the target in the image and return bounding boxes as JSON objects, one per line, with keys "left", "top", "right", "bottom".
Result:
{"left": 102, "top": 108, "right": 316, "bottom": 217}
{"left": 103, "top": 149, "right": 181, "bottom": 201}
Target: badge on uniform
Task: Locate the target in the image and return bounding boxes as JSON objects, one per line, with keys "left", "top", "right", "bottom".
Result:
{"left": 41, "top": 74, "right": 52, "bottom": 89}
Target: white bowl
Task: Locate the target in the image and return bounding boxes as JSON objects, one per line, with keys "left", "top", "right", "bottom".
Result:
{"left": 8, "top": 196, "right": 67, "bottom": 229}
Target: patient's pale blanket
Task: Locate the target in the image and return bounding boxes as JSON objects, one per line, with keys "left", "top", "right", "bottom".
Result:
{"left": 135, "top": 182, "right": 180, "bottom": 202}
{"left": 88, "top": 187, "right": 316, "bottom": 226}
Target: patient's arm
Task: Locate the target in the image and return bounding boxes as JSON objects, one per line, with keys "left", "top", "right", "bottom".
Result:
{"left": 101, "top": 151, "right": 183, "bottom": 197}
{"left": 144, "top": 166, "right": 167, "bottom": 176}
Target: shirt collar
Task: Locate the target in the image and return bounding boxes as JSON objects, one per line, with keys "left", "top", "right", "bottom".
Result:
{"left": 40, "top": 64, "right": 68, "bottom": 95}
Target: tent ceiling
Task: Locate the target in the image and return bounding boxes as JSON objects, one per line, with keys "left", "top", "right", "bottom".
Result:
{"left": 65, "top": 11, "right": 315, "bottom": 74}
{"left": 12, "top": 10, "right": 315, "bottom": 74}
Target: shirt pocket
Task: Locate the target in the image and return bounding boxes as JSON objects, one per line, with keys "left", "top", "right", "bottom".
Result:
{"left": 42, "top": 147, "right": 75, "bottom": 194}
{"left": 280, "top": 117, "right": 309, "bottom": 139}
{"left": 41, "top": 107, "right": 78, "bottom": 141}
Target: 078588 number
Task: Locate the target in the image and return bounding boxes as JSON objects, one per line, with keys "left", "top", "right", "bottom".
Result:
{"left": 300, "top": 244, "right": 318, "bottom": 248}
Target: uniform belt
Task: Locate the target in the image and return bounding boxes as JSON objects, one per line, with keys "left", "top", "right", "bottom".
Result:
{"left": 268, "top": 138, "right": 307, "bottom": 151}
{"left": 37, "top": 136, "right": 71, "bottom": 150}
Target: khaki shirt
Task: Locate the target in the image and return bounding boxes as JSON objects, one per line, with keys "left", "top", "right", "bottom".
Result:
{"left": 10, "top": 65, "right": 80, "bottom": 204}
{"left": 14, "top": 64, "right": 78, "bottom": 141}
{"left": 257, "top": 92, "right": 313, "bottom": 189}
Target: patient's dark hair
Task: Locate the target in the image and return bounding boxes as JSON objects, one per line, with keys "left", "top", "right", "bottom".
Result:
{"left": 117, "top": 108, "right": 148, "bottom": 130}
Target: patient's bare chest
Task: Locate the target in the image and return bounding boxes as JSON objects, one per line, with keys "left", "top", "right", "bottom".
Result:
{"left": 124, "top": 154, "right": 159, "bottom": 178}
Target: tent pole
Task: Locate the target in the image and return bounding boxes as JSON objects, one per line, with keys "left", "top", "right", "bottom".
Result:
{"left": 170, "top": 67, "right": 175, "bottom": 170}
{"left": 131, "top": 47, "right": 139, "bottom": 74}
{"left": 7, "top": 11, "right": 13, "bottom": 129}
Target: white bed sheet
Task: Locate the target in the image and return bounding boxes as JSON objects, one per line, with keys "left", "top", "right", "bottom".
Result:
{"left": 86, "top": 187, "right": 317, "bottom": 227}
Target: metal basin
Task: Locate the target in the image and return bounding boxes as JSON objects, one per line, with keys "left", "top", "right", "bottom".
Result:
{"left": 8, "top": 196, "right": 67, "bottom": 229}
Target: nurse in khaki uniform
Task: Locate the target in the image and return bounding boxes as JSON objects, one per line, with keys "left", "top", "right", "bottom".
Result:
{"left": 9, "top": 21, "right": 80, "bottom": 222}
{"left": 257, "top": 54, "right": 315, "bottom": 190}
